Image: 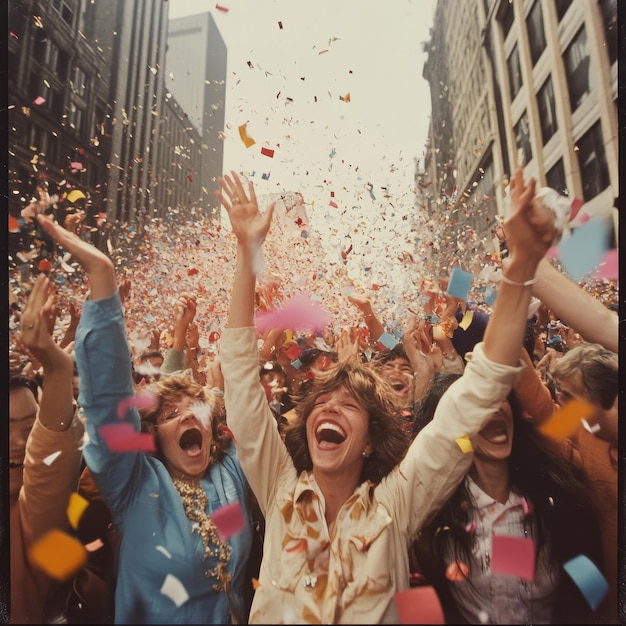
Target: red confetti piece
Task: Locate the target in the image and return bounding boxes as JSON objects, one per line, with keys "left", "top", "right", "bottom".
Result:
{"left": 261, "top": 147, "right": 274, "bottom": 158}
{"left": 208, "top": 330, "right": 221, "bottom": 342}
{"left": 9, "top": 215, "right": 21, "bottom": 233}
{"left": 38, "top": 259, "right": 52, "bottom": 271}
{"left": 215, "top": 3, "right": 229, "bottom": 12}
{"left": 329, "top": 200, "right": 338, "bottom": 208}
{"left": 116, "top": 391, "right": 159, "bottom": 419}
{"left": 394, "top": 585, "right": 445, "bottom": 624}
{"left": 285, "top": 538, "right": 307, "bottom": 553}
{"left": 570, "top": 197, "right": 584, "bottom": 221}
{"left": 187, "top": 267, "right": 199, "bottom": 276}
{"left": 187, "top": 174, "right": 193, "bottom": 182}
{"left": 211, "top": 501, "right": 245, "bottom": 541}
{"left": 285, "top": 344, "right": 302, "bottom": 359}
{"left": 98, "top": 423, "right": 156, "bottom": 453}
{"left": 491, "top": 535, "right": 535, "bottom": 582}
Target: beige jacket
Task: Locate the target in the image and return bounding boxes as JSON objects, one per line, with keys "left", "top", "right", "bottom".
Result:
{"left": 221, "top": 327, "right": 524, "bottom": 624}
{"left": 10, "top": 415, "right": 85, "bottom": 624}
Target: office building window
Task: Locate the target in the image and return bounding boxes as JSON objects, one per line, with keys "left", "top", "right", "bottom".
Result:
{"left": 537, "top": 75, "right": 558, "bottom": 144}
{"left": 499, "top": 1, "right": 515, "bottom": 38}
{"left": 68, "top": 102, "right": 84, "bottom": 135}
{"left": 507, "top": 44, "right": 523, "bottom": 100}
{"left": 72, "top": 66, "right": 88, "bottom": 97}
{"left": 563, "top": 27, "right": 591, "bottom": 111}
{"left": 52, "top": 0, "right": 75, "bottom": 27}
{"left": 546, "top": 159, "right": 567, "bottom": 195}
{"left": 576, "top": 121, "right": 610, "bottom": 201}
{"left": 598, "top": 0, "right": 617, "bottom": 65}
{"left": 514, "top": 110, "right": 532, "bottom": 166}
{"left": 526, "top": 1, "right": 546, "bottom": 66}
{"left": 555, "top": 0, "right": 573, "bottom": 21}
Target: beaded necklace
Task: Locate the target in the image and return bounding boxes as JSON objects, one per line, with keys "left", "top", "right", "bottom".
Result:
{"left": 172, "top": 479, "right": 232, "bottom": 592}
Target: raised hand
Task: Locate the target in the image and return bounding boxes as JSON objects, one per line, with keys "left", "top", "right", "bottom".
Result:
{"left": 20, "top": 274, "right": 59, "bottom": 357}
{"left": 36, "top": 214, "right": 117, "bottom": 300}
{"left": 335, "top": 327, "right": 361, "bottom": 365}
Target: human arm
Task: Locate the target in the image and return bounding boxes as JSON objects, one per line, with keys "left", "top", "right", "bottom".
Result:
{"left": 161, "top": 293, "right": 197, "bottom": 375}
{"left": 347, "top": 293, "right": 385, "bottom": 344}
{"left": 531, "top": 257, "right": 618, "bottom": 353}
{"left": 335, "top": 327, "right": 361, "bottom": 365}
{"left": 59, "top": 299, "right": 81, "bottom": 349}
{"left": 401, "top": 315, "right": 436, "bottom": 404}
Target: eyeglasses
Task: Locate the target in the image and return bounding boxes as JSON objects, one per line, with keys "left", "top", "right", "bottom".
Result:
{"left": 155, "top": 407, "right": 183, "bottom": 425}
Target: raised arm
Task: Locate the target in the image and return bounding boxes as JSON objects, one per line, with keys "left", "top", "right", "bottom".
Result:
{"left": 484, "top": 168, "right": 558, "bottom": 365}
{"left": 19, "top": 274, "right": 75, "bottom": 431}
{"left": 216, "top": 171, "right": 274, "bottom": 328}
{"left": 531, "top": 257, "right": 618, "bottom": 353}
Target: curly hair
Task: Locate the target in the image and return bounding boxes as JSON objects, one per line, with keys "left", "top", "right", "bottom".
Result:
{"left": 138, "top": 372, "right": 231, "bottom": 465}
{"left": 283, "top": 361, "right": 410, "bottom": 484}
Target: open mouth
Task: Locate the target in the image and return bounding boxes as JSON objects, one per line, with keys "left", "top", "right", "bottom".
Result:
{"left": 179, "top": 428, "right": 203, "bottom": 456}
{"left": 391, "top": 381, "right": 409, "bottom": 394}
{"left": 480, "top": 421, "right": 508, "bottom": 444}
{"left": 315, "top": 422, "right": 346, "bottom": 447}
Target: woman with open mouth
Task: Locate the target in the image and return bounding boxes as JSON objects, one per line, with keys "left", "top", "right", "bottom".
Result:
{"left": 216, "top": 165, "right": 560, "bottom": 624}
{"left": 37, "top": 215, "right": 254, "bottom": 625}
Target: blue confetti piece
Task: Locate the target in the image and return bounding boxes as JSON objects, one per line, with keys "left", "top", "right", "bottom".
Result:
{"left": 558, "top": 218, "right": 611, "bottom": 280}
{"left": 261, "top": 172, "right": 271, "bottom": 180}
{"left": 144, "top": 313, "right": 156, "bottom": 323}
{"left": 291, "top": 358, "right": 303, "bottom": 370}
{"left": 563, "top": 554, "right": 609, "bottom": 611}
{"left": 446, "top": 267, "right": 473, "bottom": 300}
{"left": 377, "top": 332, "right": 398, "bottom": 350}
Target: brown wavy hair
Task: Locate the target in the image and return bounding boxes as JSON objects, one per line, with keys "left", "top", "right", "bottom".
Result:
{"left": 138, "top": 372, "right": 231, "bottom": 465}
{"left": 283, "top": 361, "right": 410, "bottom": 484}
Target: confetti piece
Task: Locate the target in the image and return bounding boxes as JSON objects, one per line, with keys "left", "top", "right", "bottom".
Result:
{"left": 85, "top": 538, "right": 104, "bottom": 552}
{"left": 538, "top": 398, "right": 594, "bottom": 440}
{"left": 569, "top": 197, "right": 585, "bottom": 221}
{"left": 260, "top": 147, "right": 274, "bottom": 158}
{"left": 43, "top": 450, "right": 62, "bottom": 466}
{"left": 98, "top": 423, "right": 156, "bottom": 453}
{"left": 215, "top": 3, "right": 229, "bottom": 12}
{"left": 558, "top": 218, "right": 611, "bottom": 280}
{"left": 339, "top": 93, "right": 351, "bottom": 103}
{"left": 563, "top": 554, "right": 609, "bottom": 611}
{"left": 394, "top": 585, "right": 445, "bottom": 624}
{"left": 67, "top": 492, "right": 89, "bottom": 530}
{"left": 377, "top": 331, "right": 399, "bottom": 350}
{"left": 155, "top": 545, "right": 172, "bottom": 559}
{"left": 445, "top": 559, "right": 469, "bottom": 582}
{"left": 252, "top": 577, "right": 261, "bottom": 590}
{"left": 161, "top": 573, "right": 189, "bottom": 607}
{"left": 9, "top": 215, "right": 21, "bottom": 232}
{"left": 238, "top": 124, "right": 256, "bottom": 148}
{"left": 28, "top": 529, "right": 87, "bottom": 581}
{"left": 465, "top": 519, "right": 477, "bottom": 534}
{"left": 211, "top": 501, "right": 245, "bottom": 541}
{"left": 455, "top": 435, "right": 473, "bottom": 453}
{"left": 329, "top": 200, "right": 338, "bottom": 208}
{"left": 261, "top": 172, "right": 271, "bottom": 180}
{"left": 255, "top": 292, "right": 331, "bottom": 332}
{"left": 458, "top": 310, "right": 474, "bottom": 330}
{"left": 446, "top": 267, "right": 473, "bottom": 300}
{"left": 291, "top": 358, "right": 303, "bottom": 370}
{"left": 285, "top": 344, "right": 302, "bottom": 359}
{"left": 491, "top": 535, "right": 535, "bottom": 582}
{"left": 38, "top": 259, "right": 52, "bottom": 271}
{"left": 116, "top": 390, "right": 159, "bottom": 419}
{"left": 33, "top": 96, "right": 46, "bottom": 105}
{"left": 520, "top": 496, "right": 534, "bottom": 516}
{"left": 278, "top": 21, "right": 283, "bottom": 29}
{"left": 70, "top": 161, "right": 83, "bottom": 170}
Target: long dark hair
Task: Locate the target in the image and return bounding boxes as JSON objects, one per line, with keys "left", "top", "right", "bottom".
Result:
{"left": 283, "top": 361, "right": 410, "bottom": 484}
{"left": 415, "top": 375, "right": 601, "bottom": 573}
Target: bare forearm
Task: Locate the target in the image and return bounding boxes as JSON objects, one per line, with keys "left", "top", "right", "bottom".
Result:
{"left": 227, "top": 244, "right": 259, "bottom": 328}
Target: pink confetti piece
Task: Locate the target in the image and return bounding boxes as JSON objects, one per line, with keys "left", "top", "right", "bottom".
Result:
{"left": 491, "top": 534, "right": 535, "bottom": 582}
{"left": 211, "top": 501, "right": 245, "bottom": 541}
{"left": 98, "top": 423, "right": 156, "bottom": 453}
{"left": 33, "top": 96, "right": 46, "bottom": 105}
{"left": 70, "top": 161, "right": 83, "bottom": 170}
{"left": 117, "top": 391, "right": 159, "bottom": 419}
{"left": 255, "top": 292, "right": 331, "bottom": 332}
{"left": 215, "top": 3, "right": 229, "bottom": 12}
{"left": 394, "top": 585, "right": 445, "bottom": 624}
{"left": 520, "top": 496, "right": 534, "bottom": 516}
{"left": 569, "top": 197, "right": 584, "bottom": 221}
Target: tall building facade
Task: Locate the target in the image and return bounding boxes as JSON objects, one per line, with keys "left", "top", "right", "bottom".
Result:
{"left": 166, "top": 12, "right": 228, "bottom": 211}
{"left": 421, "top": 0, "right": 618, "bottom": 269}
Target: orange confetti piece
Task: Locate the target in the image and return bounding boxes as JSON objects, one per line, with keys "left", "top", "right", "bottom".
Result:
{"left": 28, "top": 529, "right": 87, "bottom": 581}
{"left": 539, "top": 399, "right": 594, "bottom": 440}
{"left": 38, "top": 259, "right": 52, "bottom": 271}
{"left": 9, "top": 215, "right": 21, "bottom": 232}
{"left": 67, "top": 492, "right": 89, "bottom": 530}
{"left": 238, "top": 124, "right": 256, "bottom": 148}
{"left": 252, "top": 577, "right": 262, "bottom": 590}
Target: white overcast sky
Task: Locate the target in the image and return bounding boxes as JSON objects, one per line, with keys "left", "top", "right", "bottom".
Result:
{"left": 167, "top": 0, "right": 437, "bottom": 244}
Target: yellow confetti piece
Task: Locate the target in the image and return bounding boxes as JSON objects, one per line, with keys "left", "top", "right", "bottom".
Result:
{"left": 238, "top": 124, "right": 255, "bottom": 148}
{"left": 28, "top": 529, "right": 87, "bottom": 581}
{"left": 66, "top": 492, "right": 89, "bottom": 530}
{"left": 455, "top": 435, "right": 473, "bottom": 453}
{"left": 539, "top": 399, "right": 594, "bottom": 440}
{"left": 458, "top": 309, "right": 474, "bottom": 330}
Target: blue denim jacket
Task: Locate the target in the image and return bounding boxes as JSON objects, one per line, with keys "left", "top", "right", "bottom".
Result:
{"left": 75, "top": 292, "right": 252, "bottom": 624}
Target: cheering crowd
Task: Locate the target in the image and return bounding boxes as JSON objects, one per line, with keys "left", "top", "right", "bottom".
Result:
{"left": 8, "top": 167, "right": 619, "bottom": 624}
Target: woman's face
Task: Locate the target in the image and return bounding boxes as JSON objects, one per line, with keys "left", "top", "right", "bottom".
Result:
{"left": 154, "top": 395, "right": 214, "bottom": 482}
{"left": 474, "top": 400, "right": 514, "bottom": 461}
{"left": 305, "top": 386, "right": 372, "bottom": 480}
